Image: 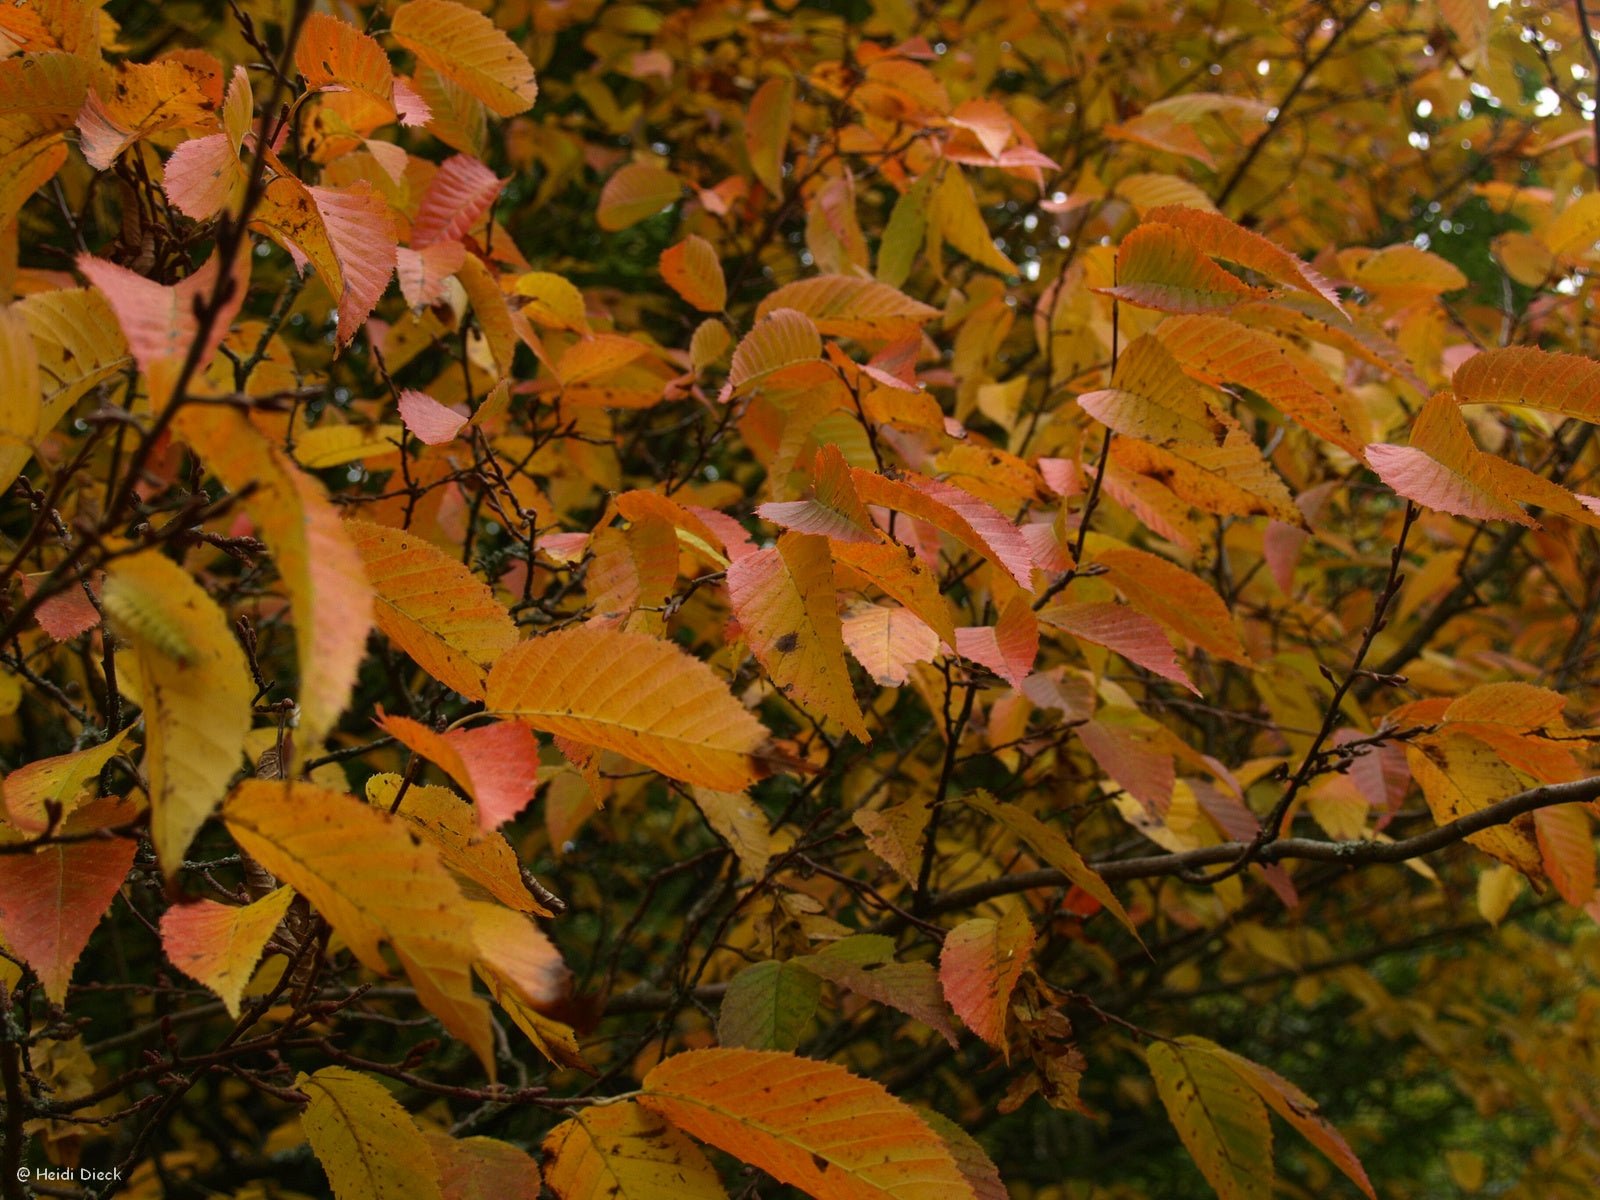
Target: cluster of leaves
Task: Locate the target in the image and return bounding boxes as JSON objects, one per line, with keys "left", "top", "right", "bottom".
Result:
{"left": 2, "top": 0, "right": 1600, "bottom": 1196}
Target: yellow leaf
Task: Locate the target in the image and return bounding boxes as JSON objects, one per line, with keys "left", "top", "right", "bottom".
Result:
{"left": 728, "top": 531, "right": 869, "bottom": 739}
{"left": 637, "top": 1049, "right": 976, "bottom": 1200}
{"left": 755, "top": 275, "right": 939, "bottom": 342}
{"left": 660, "top": 235, "right": 727, "bottom": 312}
{"left": 930, "top": 167, "right": 1016, "bottom": 276}
{"left": 1405, "top": 733, "right": 1543, "bottom": 874}
{"left": 745, "top": 75, "right": 794, "bottom": 195}
{"left": 1452, "top": 344, "right": 1600, "bottom": 425}
{"left": 159, "top": 887, "right": 294, "bottom": 1017}
{"left": 596, "top": 163, "right": 681, "bottom": 231}
{"left": 364, "top": 774, "right": 545, "bottom": 915}
{"left": 0, "top": 305, "right": 41, "bottom": 495}
{"left": 967, "top": 789, "right": 1141, "bottom": 942}
{"left": 298, "top": 1066, "right": 445, "bottom": 1200}
{"left": 1, "top": 727, "right": 133, "bottom": 832}
{"left": 1146, "top": 1038, "right": 1273, "bottom": 1200}
{"left": 1076, "top": 334, "right": 1229, "bottom": 449}
{"left": 390, "top": 0, "right": 537, "bottom": 117}
{"left": 103, "top": 551, "right": 252, "bottom": 874}
{"left": 1104, "top": 224, "right": 1265, "bottom": 313}
{"left": 225, "top": 781, "right": 495, "bottom": 1074}
{"left": 347, "top": 519, "right": 518, "bottom": 700}
{"left": 291, "top": 423, "right": 406, "bottom": 469}
{"left": 16, "top": 287, "right": 131, "bottom": 426}
{"left": 514, "top": 271, "right": 590, "bottom": 332}
{"left": 487, "top": 625, "right": 772, "bottom": 791}
{"left": 543, "top": 1101, "right": 728, "bottom": 1200}
{"left": 175, "top": 408, "right": 373, "bottom": 750}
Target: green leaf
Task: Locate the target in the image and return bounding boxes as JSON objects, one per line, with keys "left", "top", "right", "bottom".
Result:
{"left": 717, "top": 960, "right": 821, "bottom": 1051}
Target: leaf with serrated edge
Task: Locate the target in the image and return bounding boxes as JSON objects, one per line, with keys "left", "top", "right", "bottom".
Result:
{"left": 347, "top": 519, "right": 516, "bottom": 700}
{"left": 940, "top": 906, "right": 1034, "bottom": 1055}
{"left": 638, "top": 1048, "right": 977, "bottom": 1200}
{"left": 298, "top": 1066, "right": 445, "bottom": 1200}
{"left": 1146, "top": 1039, "right": 1273, "bottom": 1200}
{"left": 728, "top": 531, "right": 870, "bottom": 739}
{"left": 104, "top": 551, "right": 253, "bottom": 872}
{"left": 967, "top": 790, "right": 1141, "bottom": 943}
{"left": 487, "top": 625, "right": 771, "bottom": 791}
{"left": 226, "top": 781, "right": 494, "bottom": 1074}
{"left": 159, "top": 887, "right": 294, "bottom": 1017}
{"left": 0, "top": 840, "right": 136, "bottom": 1004}
{"left": 718, "top": 960, "right": 821, "bottom": 1051}
{"left": 544, "top": 1101, "right": 728, "bottom": 1200}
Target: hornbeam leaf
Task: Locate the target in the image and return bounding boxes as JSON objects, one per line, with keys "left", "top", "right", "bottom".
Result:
{"left": 755, "top": 275, "right": 940, "bottom": 341}
{"left": 225, "top": 781, "right": 495, "bottom": 1074}
{"left": 412, "top": 153, "right": 504, "bottom": 248}
{"left": 347, "top": 519, "right": 515, "bottom": 701}
{"left": 175, "top": 408, "right": 372, "bottom": 751}
{"left": 364, "top": 774, "right": 545, "bottom": 915}
{"left": 104, "top": 550, "right": 253, "bottom": 873}
{"left": 390, "top": 0, "right": 538, "bottom": 117}
{"left": 159, "top": 887, "right": 294, "bottom": 1017}
{"left": 487, "top": 625, "right": 772, "bottom": 791}
{"left": 728, "top": 531, "right": 870, "bottom": 740}
{"left": 1144, "top": 206, "right": 1344, "bottom": 311}
{"left": 543, "top": 1101, "right": 728, "bottom": 1200}
{"left": 1146, "top": 1038, "right": 1274, "bottom": 1200}
{"left": 597, "top": 163, "right": 681, "bottom": 232}
{"left": 638, "top": 1048, "right": 977, "bottom": 1199}
{"left": 298, "top": 1066, "right": 445, "bottom": 1200}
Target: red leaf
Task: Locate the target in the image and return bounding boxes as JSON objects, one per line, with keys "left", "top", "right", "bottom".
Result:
{"left": 398, "top": 388, "right": 468, "bottom": 445}
{"left": 0, "top": 839, "right": 136, "bottom": 1003}
{"left": 1040, "top": 600, "right": 1198, "bottom": 693}
{"left": 412, "top": 154, "right": 504, "bottom": 248}
{"left": 377, "top": 712, "right": 540, "bottom": 830}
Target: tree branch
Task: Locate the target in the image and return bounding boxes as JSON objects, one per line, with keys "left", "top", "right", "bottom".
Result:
{"left": 921, "top": 774, "right": 1600, "bottom": 914}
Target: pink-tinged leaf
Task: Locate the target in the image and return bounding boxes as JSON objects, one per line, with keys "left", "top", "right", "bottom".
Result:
{"left": 312, "top": 182, "right": 398, "bottom": 348}
{"left": 159, "top": 887, "right": 294, "bottom": 1017}
{"left": 841, "top": 604, "right": 942, "bottom": 686}
{"left": 940, "top": 906, "right": 1034, "bottom": 1056}
{"left": 412, "top": 154, "right": 504, "bottom": 248}
{"left": 393, "top": 76, "right": 432, "bottom": 125}
{"left": 1144, "top": 206, "right": 1344, "bottom": 312}
{"left": 1, "top": 730, "right": 132, "bottom": 833}
{"left": 1040, "top": 600, "right": 1198, "bottom": 693}
{"left": 1076, "top": 713, "right": 1175, "bottom": 816}
{"left": 1534, "top": 803, "right": 1596, "bottom": 908}
{"left": 1365, "top": 444, "right": 1532, "bottom": 525}
{"left": 954, "top": 593, "right": 1037, "bottom": 688}
{"left": 0, "top": 839, "right": 136, "bottom": 1003}
{"left": 756, "top": 443, "right": 878, "bottom": 543}
{"left": 377, "top": 713, "right": 540, "bottom": 830}
{"left": 77, "top": 249, "right": 247, "bottom": 400}
{"left": 398, "top": 388, "right": 468, "bottom": 445}
{"left": 852, "top": 469, "right": 1036, "bottom": 589}
{"left": 727, "top": 532, "right": 870, "bottom": 740}
{"left": 396, "top": 241, "right": 466, "bottom": 308}
{"left": 163, "top": 132, "right": 244, "bottom": 220}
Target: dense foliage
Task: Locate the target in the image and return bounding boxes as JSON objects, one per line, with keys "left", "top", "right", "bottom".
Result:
{"left": 2, "top": 0, "right": 1600, "bottom": 1196}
